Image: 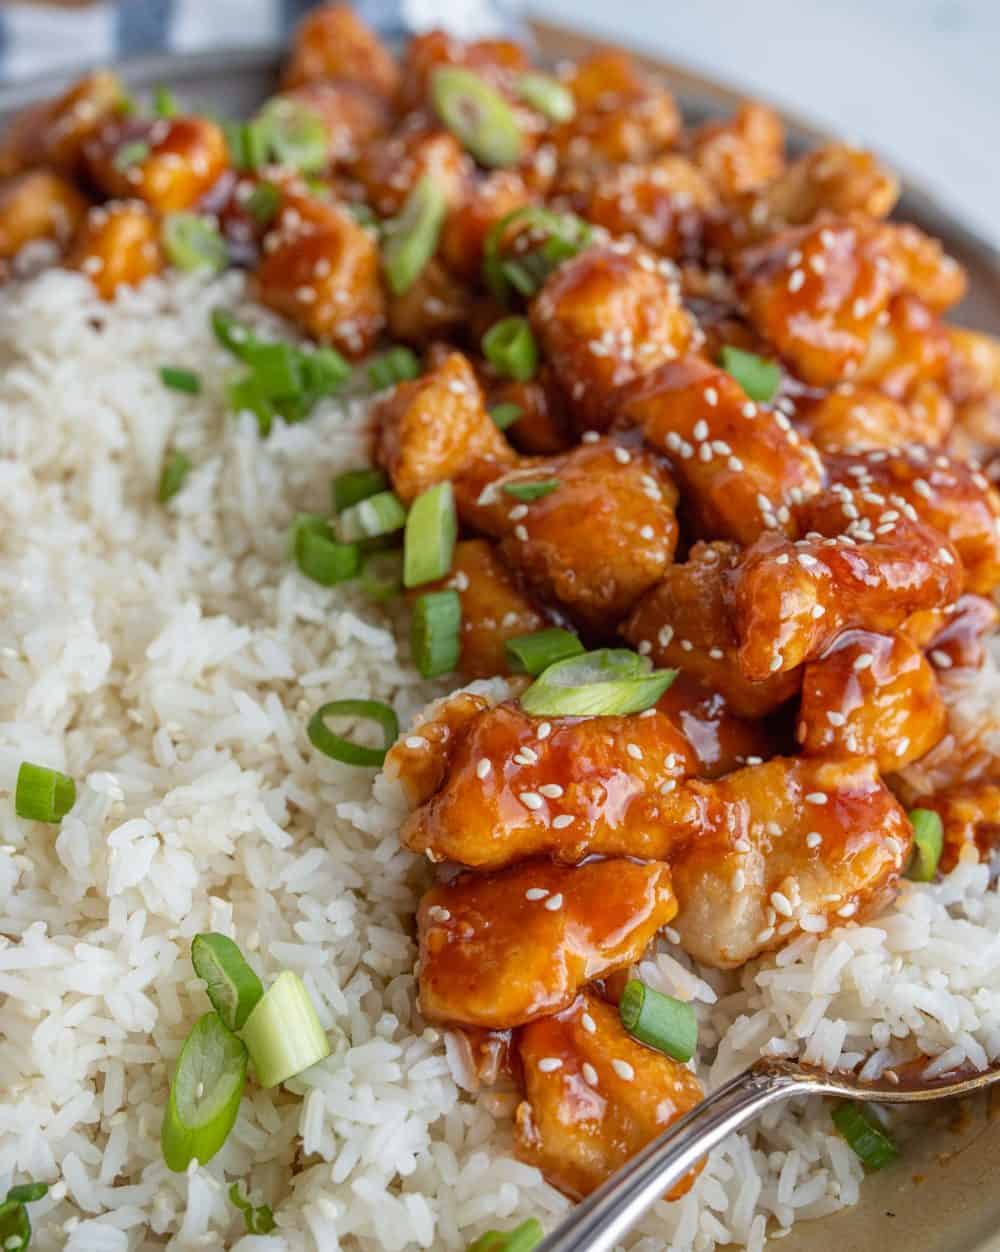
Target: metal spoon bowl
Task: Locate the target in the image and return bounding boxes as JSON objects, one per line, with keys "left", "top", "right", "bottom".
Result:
{"left": 537, "top": 1055, "right": 1000, "bottom": 1252}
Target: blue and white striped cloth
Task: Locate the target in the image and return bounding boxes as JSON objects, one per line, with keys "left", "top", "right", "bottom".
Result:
{"left": 0, "top": 0, "right": 519, "bottom": 82}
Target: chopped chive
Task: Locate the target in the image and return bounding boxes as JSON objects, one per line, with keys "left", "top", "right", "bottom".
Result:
{"left": 161, "top": 1012, "right": 248, "bottom": 1172}
{"left": 338, "top": 490, "right": 407, "bottom": 544}
{"left": 483, "top": 206, "right": 591, "bottom": 303}
{"left": 403, "top": 482, "right": 457, "bottom": 588}
{"left": 162, "top": 213, "right": 227, "bottom": 273}
{"left": 906, "top": 808, "right": 944, "bottom": 882}
{"left": 14, "top": 762, "right": 75, "bottom": 823}
{"left": 482, "top": 317, "right": 538, "bottom": 381}
{"left": 307, "top": 698, "right": 399, "bottom": 767}
{"left": 719, "top": 346, "right": 781, "bottom": 404}
{"left": 332, "top": 468, "right": 389, "bottom": 514}
{"left": 159, "top": 366, "right": 201, "bottom": 394}
{"left": 258, "top": 98, "right": 328, "bottom": 174}
{"left": 113, "top": 139, "right": 150, "bottom": 171}
{"left": 367, "top": 346, "right": 421, "bottom": 391}
{"left": 226, "top": 373, "right": 275, "bottom": 436}
{"left": 153, "top": 85, "right": 178, "bottom": 117}
{"left": 244, "top": 181, "right": 281, "bottom": 227}
{"left": 619, "top": 979, "right": 698, "bottom": 1062}
{"left": 489, "top": 402, "right": 523, "bottom": 430}
{"left": 229, "top": 1181, "right": 276, "bottom": 1235}
{"left": 381, "top": 175, "right": 448, "bottom": 296}
{"left": 158, "top": 449, "right": 192, "bottom": 503}
{"left": 467, "top": 1218, "right": 545, "bottom": 1252}
{"left": 430, "top": 67, "right": 523, "bottom": 168}
{"left": 226, "top": 118, "right": 272, "bottom": 171}
{"left": 505, "top": 627, "right": 584, "bottom": 677}
{"left": 360, "top": 549, "right": 405, "bottom": 601}
{"left": 831, "top": 1102, "right": 899, "bottom": 1170}
{"left": 191, "top": 933, "right": 264, "bottom": 1032}
{"left": 292, "top": 516, "right": 361, "bottom": 586}
{"left": 502, "top": 479, "right": 559, "bottom": 501}
{"left": 520, "top": 648, "right": 676, "bottom": 717}
{"left": 241, "top": 970, "right": 330, "bottom": 1089}
{"left": 0, "top": 1181, "right": 48, "bottom": 1252}
{"left": 516, "top": 72, "right": 575, "bottom": 122}
{"left": 4, "top": 1186, "right": 46, "bottom": 1206}
{"left": 411, "top": 590, "right": 461, "bottom": 678}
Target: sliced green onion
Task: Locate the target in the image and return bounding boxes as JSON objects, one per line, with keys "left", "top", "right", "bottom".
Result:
{"left": 719, "top": 345, "right": 781, "bottom": 404}
{"left": 244, "top": 181, "right": 281, "bottom": 227}
{"left": 241, "top": 970, "right": 330, "bottom": 1088}
{"left": 520, "top": 648, "right": 676, "bottom": 717}
{"left": 431, "top": 67, "right": 523, "bottom": 168}
{"left": 483, "top": 206, "right": 591, "bottom": 303}
{"left": 361, "top": 549, "right": 405, "bottom": 601}
{"left": 381, "top": 174, "right": 448, "bottom": 296}
{"left": 0, "top": 1198, "right": 31, "bottom": 1252}
{"left": 191, "top": 933, "right": 264, "bottom": 1032}
{"left": 226, "top": 373, "right": 276, "bottom": 436}
{"left": 411, "top": 590, "right": 461, "bottom": 678}
{"left": 905, "top": 808, "right": 944, "bottom": 882}
{"left": 333, "top": 467, "right": 389, "bottom": 514}
{"left": 505, "top": 627, "right": 584, "bottom": 676}
{"left": 338, "top": 490, "right": 407, "bottom": 543}
{"left": 159, "top": 365, "right": 201, "bottom": 394}
{"left": 212, "top": 307, "right": 252, "bottom": 356}
{"left": 153, "top": 85, "right": 178, "bottom": 118}
{"left": 4, "top": 1186, "right": 46, "bottom": 1207}
{"left": 619, "top": 979, "right": 698, "bottom": 1062}
{"left": 831, "top": 1102, "right": 899, "bottom": 1171}
{"left": 259, "top": 98, "right": 328, "bottom": 174}
{"left": 368, "top": 346, "right": 421, "bottom": 391}
{"left": 161, "top": 1012, "right": 248, "bottom": 1172}
{"left": 467, "top": 1218, "right": 545, "bottom": 1252}
{"left": 482, "top": 317, "right": 538, "bottom": 381}
{"left": 14, "top": 761, "right": 75, "bottom": 823}
{"left": 113, "top": 139, "right": 150, "bottom": 171}
{"left": 502, "top": 479, "right": 559, "bottom": 501}
{"left": 229, "top": 1182, "right": 276, "bottom": 1235}
{"left": 489, "top": 402, "right": 523, "bottom": 431}
{"left": 291, "top": 515, "right": 361, "bottom": 586}
{"left": 226, "top": 118, "right": 272, "bottom": 172}
{"left": 516, "top": 72, "right": 575, "bottom": 122}
{"left": 158, "top": 449, "right": 192, "bottom": 503}
{"left": 403, "top": 482, "right": 457, "bottom": 588}
{"left": 307, "top": 698, "right": 399, "bottom": 767}
{"left": 162, "top": 212, "right": 227, "bottom": 274}
{"left": 348, "top": 202, "right": 379, "bottom": 230}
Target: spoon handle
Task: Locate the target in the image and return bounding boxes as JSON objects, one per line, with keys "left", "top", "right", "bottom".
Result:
{"left": 536, "top": 1066, "right": 800, "bottom": 1252}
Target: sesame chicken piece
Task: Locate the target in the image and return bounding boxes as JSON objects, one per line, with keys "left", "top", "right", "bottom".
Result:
{"left": 623, "top": 541, "right": 801, "bottom": 719}
{"left": 417, "top": 858, "right": 678, "bottom": 1028}
{"left": 915, "top": 782, "right": 1000, "bottom": 871}
{"left": 737, "top": 218, "right": 898, "bottom": 387}
{"left": 255, "top": 189, "right": 384, "bottom": 358}
{"left": 798, "top": 630, "right": 946, "bottom": 772}
{"left": 947, "top": 327, "right": 1000, "bottom": 404}
{"left": 383, "top": 689, "right": 493, "bottom": 809}
{"left": 665, "top": 756, "right": 913, "bottom": 968}
{"left": 797, "top": 384, "right": 952, "bottom": 453}
{"left": 279, "top": 82, "right": 391, "bottom": 167}
{"left": 854, "top": 293, "right": 951, "bottom": 398}
{"left": 487, "top": 373, "right": 574, "bottom": 455}
{"left": 551, "top": 52, "right": 682, "bottom": 169}
{"left": 374, "top": 351, "right": 514, "bottom": 503}
{"left": 439, "top": 170, "right": 533, "bottom": 279}
{"left": 623, "top": 355, "right": 823, "bottom": 543}
{"left": 397, "top": 29, "right": 532, "bottom": 114}
{"left": 583, "top": 156, "right": 718, "bottom": 259}
{"left": 530, "top": 242, "right": 694, "bottom": 432}
{"left": 84, "top": 116, "right": 228, "bottom": 214}
{"left": 656, "top": 674, "right": 778, "bottom": 779}
{"left": 872, "top": 222, "right": 967, "bottom": 313}
{"left": 400, "top": 697, "right": 696, "bottom": 870}
{"left": 820, "top": 447, "right": 1000, "bottom": 595}
{"left": 0, "top": 170, "right": 87, "bottom": 261}
{"left": 66, "top": 201, "right": 163, "bottom": 299}
{"left": 731, "top": 519, "right": 963, "bottom": 682}
{"left": 352, "top": 121, "right": 472, "bottom": 219}
{"left": 454, "top": 437, "right": 679, "bottom": 633}
{"left": 689, "top": 102, "right": 785, "bottom": 198}
{"left": 0, "top": 70, "right": 125, "bottom": 178}
{"left": 282, "top": 3, "right": 399, "bottom": 99}
{"left": 515, "top": 990, "right": 704, "bottom": 1201}
{"left": 420, "top": 539, "right": 548, "bottom": 678}
{"left": 386, "top": 257, "right": 472, "bottom": 345}
{"left": 901, "top": 594, "right": 999, "bottom": 672}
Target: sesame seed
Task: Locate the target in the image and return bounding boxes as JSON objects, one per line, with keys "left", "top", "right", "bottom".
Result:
{"left": 582, "top": 1062, "right": 599, "bottom": 1086}
{"left": 806, "top": 792, "right": 828, "bottom": 805}
{"left": 612, "top": 1059, "right": 635, "bottom": 1081}
{"left": 939, "top": 547, "right": 955, "bottom": 565}
{"left": 539, "top": 783, "right": 564, "bottom": 798}
{"left": 771, "top": 891, "right": 793, "bottom": 917}
{"left": 626, "top": 743, "right": 643, "bottom": 760}
{"left": 659, "top": 779, "right": 676, "bottom": 794}
{"left": 639, "top": 525, "right": 655, "bottom": 540}
{"left": 728, "top": 455, "right": 744, "bottom": 472}
{"left": 896, "top": 737, "right": 910, "bottom": 757}
{"left": 537, "top": 722, "right": 552, "bottom": 739}
{"left": 405, "top": 736, "right": 427, "bottom": 749}
{"left": 552, "top": 814, "right": 574, "bottom": 829}
{"left": 742, "top": 403, "right": 757, "bottom": 418}
{"left": 705, "top": 387, "right": 718, "bottom": 406}
{"left": 520, "top": 791, "right": 544, "bottom": 810}
{"left": 775, "top": 553, "right": 790, "bottom": 565}
{"left": 811, "top": 604, "right": 826, "bottom": 619}
{"left": 930, "top": 649, "right": 952, "bottom": 669}
{"left": 797, "top": 553, "right": 818, "bottom": 568}
{"left": 658, "top": 625, "right": 674, "bottom": 647}
{"left": 538, "top": 1057, "right": 563, "bottom": 1072}
{"left": 693, "top": 419, "right": 709, "bottom": 441}
{"left": 837, "top": 901, "right": 858, "bottom": 918}
{"left": 514, "top": 524, "right": 528, "bottom": 541}
{"left": 734, "top": 837, "right": 752, "bottom": 853}
{"left": 637, "top": 639, "right": 652, "bottom": 655}
{"left": 708, "top": 647, "right": 724, "bottom": 660}
{"left": 526, "top": 888, "right": 549, "bottom": 901}
{"left": 756, "top": 926, "right": 775, "bottom": 944}
{"left": 509, "top": 504, "right": 529, "bottom": 521}
{"left": 545, "top": 893, "right": 564, "bottom": 911}
{"left": 806, "top": 831, "right": 823, "bottom": 849}
{"left": 788, "top": 269, "right": 805, "bottom": 292}
{"left": 476, "top": 758, "right": 492, "bottom": 779}
{"left": 428, "top": 906, "right": 451, "bottom": 922}
{"left": 853, "top": 653, "right": 874, "bottom": 671}
{"left": 582, "top": 430, "right": 600, "bottom": 443}
{"left": 614, "top": 447, "right": 631, "bottom": 464}
{"left": 581, "top": 1012, "right": 597, "bottom": 1034}
{"left": 827, "top": 711, "right": 846, "bottom": 726}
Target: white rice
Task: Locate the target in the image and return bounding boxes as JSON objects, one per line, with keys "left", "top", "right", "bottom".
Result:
{"left": 0, "top": 267, "right": 998, "bottom": 1250}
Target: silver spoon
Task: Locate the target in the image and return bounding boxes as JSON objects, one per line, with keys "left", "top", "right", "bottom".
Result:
{"left": 536, "top": 1054, "right": 997, "bottom": 1252}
